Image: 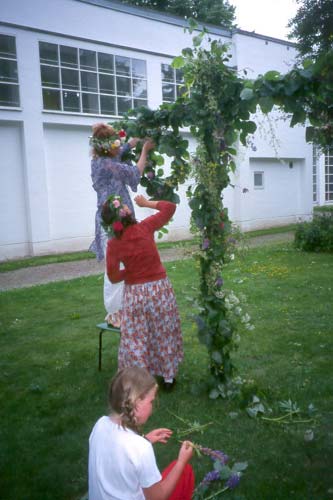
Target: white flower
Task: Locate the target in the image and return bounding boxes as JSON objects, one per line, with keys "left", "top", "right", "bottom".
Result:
{"left": 241, "top": 313, "right": 251, "bottom": 323}
{"left": 225, "top": 299, "right": 233, "bottom": 310}
{"left": 229, "top": 293, "right": 240, "bottom": 305}
{"left": 234, "top": 306, "right": 242, "bottom": 316}
{"left": 230, "top": 253, "right": 235, "bottom": 260}
{"left": 245, "top": 323, "right": 255, "bottom": 331}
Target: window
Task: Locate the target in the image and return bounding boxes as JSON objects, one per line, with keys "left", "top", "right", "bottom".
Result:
{"left": 39, "top": 42, "right": 147, "bottom": 115}
{"left": 254, "top": 171, "right": 264, "bottom": 189}
{"left": 0, "top": 34, "right": 20, "bottom": 107}
{"left": 325, "top": 147, "right": 333, "bottom": 202}
{"left": 161, "top": 63, "right": 185, "bottom": 103}
{"left": 313, "top": 145, "right": 319, "bottom": 203}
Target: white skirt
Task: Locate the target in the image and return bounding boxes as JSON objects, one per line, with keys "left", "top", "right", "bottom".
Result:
{"left": 102, "top": 230, "right": 124, "bottom": 315}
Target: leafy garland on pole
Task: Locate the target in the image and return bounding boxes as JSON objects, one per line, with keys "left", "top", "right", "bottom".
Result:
{"left": 110, "top": 28, "right": 333, "bottom": 397}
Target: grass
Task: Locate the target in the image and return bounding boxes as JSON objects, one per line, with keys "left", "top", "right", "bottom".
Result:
{"left": 0, "top": 225, "right": 295, "bottom": 273}
{"left": 1, "top": 241, "right": 332, "bottom": 499}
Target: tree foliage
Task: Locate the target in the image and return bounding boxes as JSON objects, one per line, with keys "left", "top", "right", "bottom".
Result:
{"left": 288, "top": 0, "right": 333, "bottom": 58}
{"left": 119, "top": 0, "right": 236, "bottom": 28}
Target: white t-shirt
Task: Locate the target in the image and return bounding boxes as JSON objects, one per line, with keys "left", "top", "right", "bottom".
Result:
{"left": 88, "top": 416, "right": 162, "bottom": 500}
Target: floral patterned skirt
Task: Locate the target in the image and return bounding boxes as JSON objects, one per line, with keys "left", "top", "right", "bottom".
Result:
{"left": 119, "top": 277, "right": 183, "bottom": 380}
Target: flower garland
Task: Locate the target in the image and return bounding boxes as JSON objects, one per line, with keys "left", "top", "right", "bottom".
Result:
{"left": 101, "top": 194, "right": 133, "bottom": 237}
{"left": 89, "top": 128, "right": 127, "bottom": 157}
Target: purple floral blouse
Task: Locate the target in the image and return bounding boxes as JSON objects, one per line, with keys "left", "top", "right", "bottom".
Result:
{"left": 89, "top": 146, "right": 141, "bottom": 261}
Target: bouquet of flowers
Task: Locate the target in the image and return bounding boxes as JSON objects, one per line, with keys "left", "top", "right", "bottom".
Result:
{"left": 192, "top": 443, "right": 247, "bottom": 499}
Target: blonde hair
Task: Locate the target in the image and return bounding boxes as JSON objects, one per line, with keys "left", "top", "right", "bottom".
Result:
{"left": 108, "top": 367, "right": 157, "bottom": 432}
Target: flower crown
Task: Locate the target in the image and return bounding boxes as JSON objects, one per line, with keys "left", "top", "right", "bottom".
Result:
{"left": 90, "top": 129, "right": 127, "bottom": 156}
{"left": 101, "top": 194, "right": 131, "bottom": 236}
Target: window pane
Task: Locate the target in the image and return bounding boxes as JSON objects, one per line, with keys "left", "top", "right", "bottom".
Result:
{"left": 116, "top": 76, "right": 131, "bottom": 96}
{"left": 0, "top": 60, "right": 18, "bottom": 83}
{"left": 132, "top": 58, "right": 146, "bottom": 78}
{"left": 63, "top": 90, "right": 80, "bottom": 112}
{"left": 161, "top": 64, "right": 174, "bottom": 82}
{"left": 81, "top": 71, "right": 97, "bottom": 92}
{"left": 42, "top": 88, "right": 61, "bottom": 110}
{"left": 99, "top": 73, "right": 115, "bottom": 94}
{"left": 60, "top": 45, "right": 78, "bottom": 68}
{"left": 177, "top": 84, "right": 186, "bottom": 98}
{"left": 100, "top": 94, "right": 116, "bottom": 115}
{"left": 0, "top": 35, "right": 16, "bottom": 58}
{"left": 61, "top": 68, "right": 79, "bottom": 89}
{"left": 117, "top": 96, "right": 132, "bottom": 115}
{"left": 175, "top": 68, "right": 184, "bottom": 83}
{"left": 132, "top": 78, "right": 147, "bottom": 98}
{"left": 133, "top": 98, "right": 147, "bottom": 109}
{"left": 80, "top": 49, "right": 96, "bottom": 70}
{"left": 254, "top": 172, "right": 263, "bottom": 187}
{"left": 39, "top": 42, "right": 58, "bottom": 65}
{"left": 98, "top": 52, "right": 114, "bottom": 74}
{"left": 162, "top": 83, "right": 175, "bottom": 101}
{"left": 0, "top": 83, "right": 20, "bottom": 106}
{"left": 82, "top": 92, "right": 99, "bottom": 113}
{"left": 41, "top": 65, "right": 59, "bottom": 88}
{"left": 115, "top": 55, "right": 130, "bottom": 76}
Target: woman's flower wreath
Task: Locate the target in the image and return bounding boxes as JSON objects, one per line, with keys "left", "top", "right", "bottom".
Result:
{"left": 101, "top": 194, "right": 134, "bottom": 237}
{"left": 90, "top": 129, "right": 127, "bottom": 157}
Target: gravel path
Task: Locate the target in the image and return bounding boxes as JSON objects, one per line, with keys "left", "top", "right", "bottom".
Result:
{"left": 0, "top": 232, "right": 294, "bottom": 291}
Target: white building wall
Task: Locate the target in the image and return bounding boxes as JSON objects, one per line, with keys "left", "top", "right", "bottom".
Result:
{"left": 0, "top": 0, "right": 313, "bottom": 260}
{"left": 231, "top": 32, "right": 313, "bottom": 229}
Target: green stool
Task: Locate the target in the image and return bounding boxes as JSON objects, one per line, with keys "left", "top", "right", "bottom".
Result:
{"left": 96, "top": 322, "right": 120, "bottom": 371}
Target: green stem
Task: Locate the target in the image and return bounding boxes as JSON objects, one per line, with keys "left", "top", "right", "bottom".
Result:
{"left": 202, "top": 485, "right": 229, "bottom": 499}
{"left": 262, "top": 416, "right": 314, "bottom": 424}
{"left": 261, "top": 411, "right": 298, "bottom": 422}
{"left": 177, "top": 422, "right": 213, "bottom": 437}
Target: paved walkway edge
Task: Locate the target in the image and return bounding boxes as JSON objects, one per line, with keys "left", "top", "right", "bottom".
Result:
{"left": 0, "top": 232, "right": 294, "bottom": 291}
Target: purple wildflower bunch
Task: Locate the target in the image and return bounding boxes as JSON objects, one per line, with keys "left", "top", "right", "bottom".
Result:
{"left": 193, "top": 444, "right": 246, "bottom": 499}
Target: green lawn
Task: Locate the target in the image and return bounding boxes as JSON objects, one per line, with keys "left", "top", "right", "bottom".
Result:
{"left": 0, "top": 242, "right": 332, "bottom": 500}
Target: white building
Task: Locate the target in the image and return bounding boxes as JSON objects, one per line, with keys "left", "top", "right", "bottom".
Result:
{"left": 0, "top": 0, "right": 329, "bottom": 261}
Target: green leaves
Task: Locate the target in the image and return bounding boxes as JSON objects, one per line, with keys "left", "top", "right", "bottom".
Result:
{"left": 240, "top": 87, "right": 254, "bottom": 100}
{"left": 258, "top": 96, "right": 274, "bottom": 113}
{"left": 172, "top": 56, "right": 185, "bottom": 69}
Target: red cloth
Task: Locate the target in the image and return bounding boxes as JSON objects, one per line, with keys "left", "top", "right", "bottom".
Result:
{"left": 162, "top": 460, "right": 195, "bottom": 500}
{"left": 107, "top": 201, "right": 176, "bottom": 285}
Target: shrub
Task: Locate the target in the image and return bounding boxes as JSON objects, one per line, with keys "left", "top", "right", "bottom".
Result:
{"left": 295, "top": 213, "right": 333, "bottom": 252}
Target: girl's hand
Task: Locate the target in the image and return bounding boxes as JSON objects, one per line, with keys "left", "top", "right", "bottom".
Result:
{"left": 134, "top": 194, "right": 148, "bottom": 207}
{"left": 145, "top": 428, "right": 172, "bottom": 444}
{"left": 177, "top": 440, "right": 193, "bottom": 465}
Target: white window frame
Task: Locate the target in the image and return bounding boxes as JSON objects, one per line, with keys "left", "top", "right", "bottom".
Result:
{"left": 325, "top": 146, "right": 333, "bottom": 202}
{"left": 312, "top": 145, "right": 320, "bottom": 204}
{"left": 0, "top": 34, "right": 20, "bottom": 108}
{"left": 39, "top": 41, "right": 148, "bottom": 116}
{"left": 161, "top": 63, "right": 185, "bottom": 103}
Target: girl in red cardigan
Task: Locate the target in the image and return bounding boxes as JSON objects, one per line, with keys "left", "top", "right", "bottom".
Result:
{"left": 103, "top": 194, "right": 183, "bottom": 390}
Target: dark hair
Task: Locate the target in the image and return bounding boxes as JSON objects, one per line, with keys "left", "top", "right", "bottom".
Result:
{"left": 101, "top": 199, "right": 137, "bottom": 238}
{"left": 108, "top": 367, "right": 157, "bottom": 432}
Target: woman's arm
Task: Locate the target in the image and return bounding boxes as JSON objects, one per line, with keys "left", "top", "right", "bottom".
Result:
{"left": 106, "top": 241, "right": 126, "bottom": 283}
{"left": 134, "top": 195, "right": 176, "bottom": 232}
{"left": 143, "top": 441, "right": 193, "bottom": 500}
{"left": 136, "top": 139, "right": 155, "bottom": 175}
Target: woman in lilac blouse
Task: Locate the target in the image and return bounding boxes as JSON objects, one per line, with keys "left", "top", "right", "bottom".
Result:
{"left": 89, "top": 123, "right": 154, "bottom": 327}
